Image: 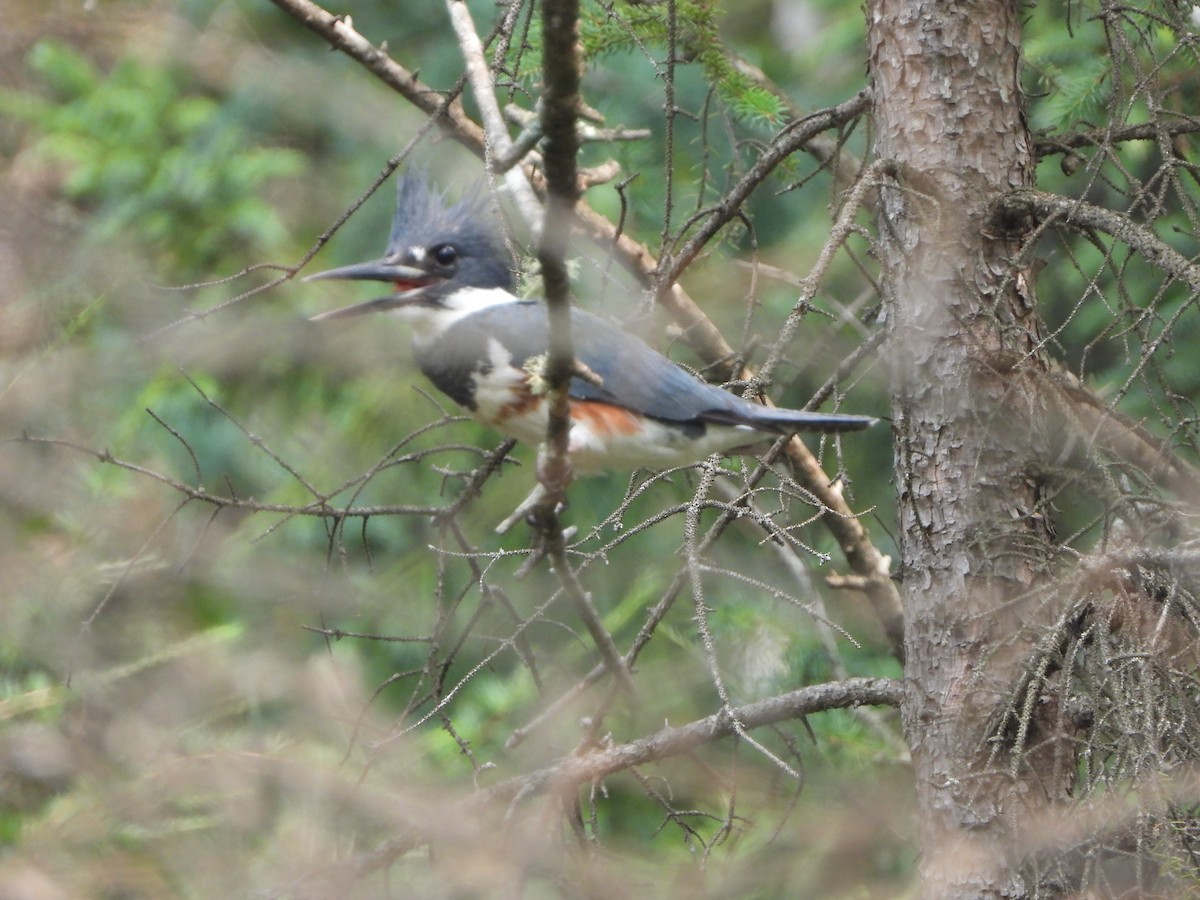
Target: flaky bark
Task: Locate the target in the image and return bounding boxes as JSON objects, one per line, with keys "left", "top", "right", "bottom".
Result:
{"left": 869, "top": 1, "right": 1063, "bottom": 895}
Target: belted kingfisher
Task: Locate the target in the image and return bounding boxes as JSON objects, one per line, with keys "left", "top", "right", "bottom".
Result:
{"left": 305, "top": 171, "right": 874, "bottom": 477}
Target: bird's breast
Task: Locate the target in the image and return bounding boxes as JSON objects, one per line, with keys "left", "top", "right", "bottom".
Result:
{"left": 472, "top": 382, "right": 765, "bottom": 472}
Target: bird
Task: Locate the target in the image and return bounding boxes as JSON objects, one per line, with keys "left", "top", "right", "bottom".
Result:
{"left": 305, "top": 171, "right": 875, "bottom": 523}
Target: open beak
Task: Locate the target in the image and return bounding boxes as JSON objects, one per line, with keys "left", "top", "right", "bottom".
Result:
{"left": 303, "top": 259, "right": 441, "bottom": 321}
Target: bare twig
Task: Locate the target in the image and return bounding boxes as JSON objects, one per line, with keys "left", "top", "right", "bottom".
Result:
{"left": 1006, "top": 189, "right": 1200, "bottom": 295}
{"left": 1034, "top": 117, "right": 1200, "bottom": 158}
{"left": 756, "top": 157, "right": 893, "bottom": 386}
{"left": 489, "top": 677, "right": 902, "bottom": 801}
{"left": 659, "top": 90, "right": 871, "bottom": 289}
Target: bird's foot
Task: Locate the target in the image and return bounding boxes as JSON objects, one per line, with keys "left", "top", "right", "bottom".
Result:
{"left": 495, "top": 483, "right": 571, "bottom": 535}
{"left": 496, "top": 444, "right": 573, "bottom": 535}
{"left": 496, "top": 483, "right": 549, "bottom": 534}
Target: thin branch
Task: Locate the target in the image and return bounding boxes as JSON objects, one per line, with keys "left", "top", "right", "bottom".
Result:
{"left": 659, "top": 90, "right": 871, "bottom": 289}
{"left": 486, "top": 677, "right": 902, "bottom": 802}
{"left": 536, "top": 0, "right": 583, "bottom": 501}
{"left": 1034, "top": 116, "right": 1200, "bottom": 158}
{"left": 487, "top": 0, "right": 634, "bottom": 694}
{"left": 506, "top": 452, "right": 891, "bottom": 749}
{"left": 756, "top": 157, "right": 894, "bottom": 385}
{"left": 1005, "top": 189, "right": 1200, "bottom": 295}
{"left": 13, "top": 434, "right": 445, "bottom": 519}
{"left": 780, "top": 437, "right": 903, "bottom": 655}
{"left": 721, "top": 50, "right": 869, "bottom": 200}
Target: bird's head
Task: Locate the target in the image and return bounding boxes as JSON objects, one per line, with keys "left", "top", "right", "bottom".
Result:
{"left": 305, "top": 170, "right": 516, "bottom": 334}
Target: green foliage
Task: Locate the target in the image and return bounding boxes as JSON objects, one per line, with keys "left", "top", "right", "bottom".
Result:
{"left": 579, "top": 0, "right": 784, "bottom": 125}
{"left": 0, "top": 40, "right": 305, "bottom": 274}
{"left": 1024, "top": 4, "right": 1198, "bottom": 137}
{"left": 1026, "top": 44, "right": 1111, "bottom": 131}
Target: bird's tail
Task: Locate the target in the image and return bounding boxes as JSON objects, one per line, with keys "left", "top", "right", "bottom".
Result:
{"left": 706, "top": 405, "right": 877, "bottom": 434}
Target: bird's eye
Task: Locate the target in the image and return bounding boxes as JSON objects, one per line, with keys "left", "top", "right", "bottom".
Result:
{"left": 432, "top": 244, "right": 459, "bottom": 268}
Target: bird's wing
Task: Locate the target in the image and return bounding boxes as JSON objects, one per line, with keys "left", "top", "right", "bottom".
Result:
{"left": 455, "top": 302, "right": 749, "bottom": 425}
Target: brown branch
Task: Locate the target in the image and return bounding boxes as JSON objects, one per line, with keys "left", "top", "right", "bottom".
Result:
{"left": 531, "top": 0, "right": 634, "bottom": 694}
{"left": 536, "top": 0, "right": 582, "bottom": 499}
{"left": 13, "top": 434, "right": 472, "bottom": 520}
{"left": 485, "top": 677, "right": 902, "bottom": 803}
{"left": 1005, "top": 189, "right": 1200, "bottom": 294}
{"left": 1034, "top": 117, "right": 1200, "bottom": 158}
{"left": 781, "top": 439, "right": 903, "bottom": 654}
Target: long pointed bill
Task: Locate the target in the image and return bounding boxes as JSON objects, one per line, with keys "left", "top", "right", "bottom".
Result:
{"left": 303, "top": 259, "right": 441, "bottom": 322}
{"left": 309, "top": 296, "right": 413, "bottom": 322}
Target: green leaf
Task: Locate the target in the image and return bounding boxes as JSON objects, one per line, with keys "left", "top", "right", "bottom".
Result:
{"left": 28, "top": 40, "right": 97, "bottom": 97}
{"left": 1036, "top": 56, "right": 1111, "bottom": 130}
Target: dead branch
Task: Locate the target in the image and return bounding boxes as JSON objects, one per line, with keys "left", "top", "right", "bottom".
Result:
{"left": 1005, "top": 190, "right": 1200, "bottom": 295}
{"left": 1034, "top": 117, "right": 1200, "bottom": 158}
{"left": 491, "top": 676, "right": 902, "bottom": 802}
{"left": 658, "top": 90, "right": 870, "bottom": 290}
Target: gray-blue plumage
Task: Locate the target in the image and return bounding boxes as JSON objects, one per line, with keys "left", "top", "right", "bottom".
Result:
{"left": 416, "top": 300, "right": 872, "bottom": 434}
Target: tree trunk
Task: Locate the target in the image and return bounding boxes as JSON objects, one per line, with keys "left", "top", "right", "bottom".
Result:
{"left": 869, "top": 1, "right": 1064, "bottom": 895}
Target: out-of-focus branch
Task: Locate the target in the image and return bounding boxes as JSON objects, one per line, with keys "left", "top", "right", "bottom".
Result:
{"left": 534, "top": 0, "right": 580, "bottom": 513}
{"left": 532, "top": 0, "right": 634, "bottom": 694}
{"left": 536, "top": 0, "right": 582, "bottom": 492}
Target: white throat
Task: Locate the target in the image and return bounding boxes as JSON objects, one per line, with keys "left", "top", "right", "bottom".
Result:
{"left": 395, "top": 287, "right": 521, "bottom": 347}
